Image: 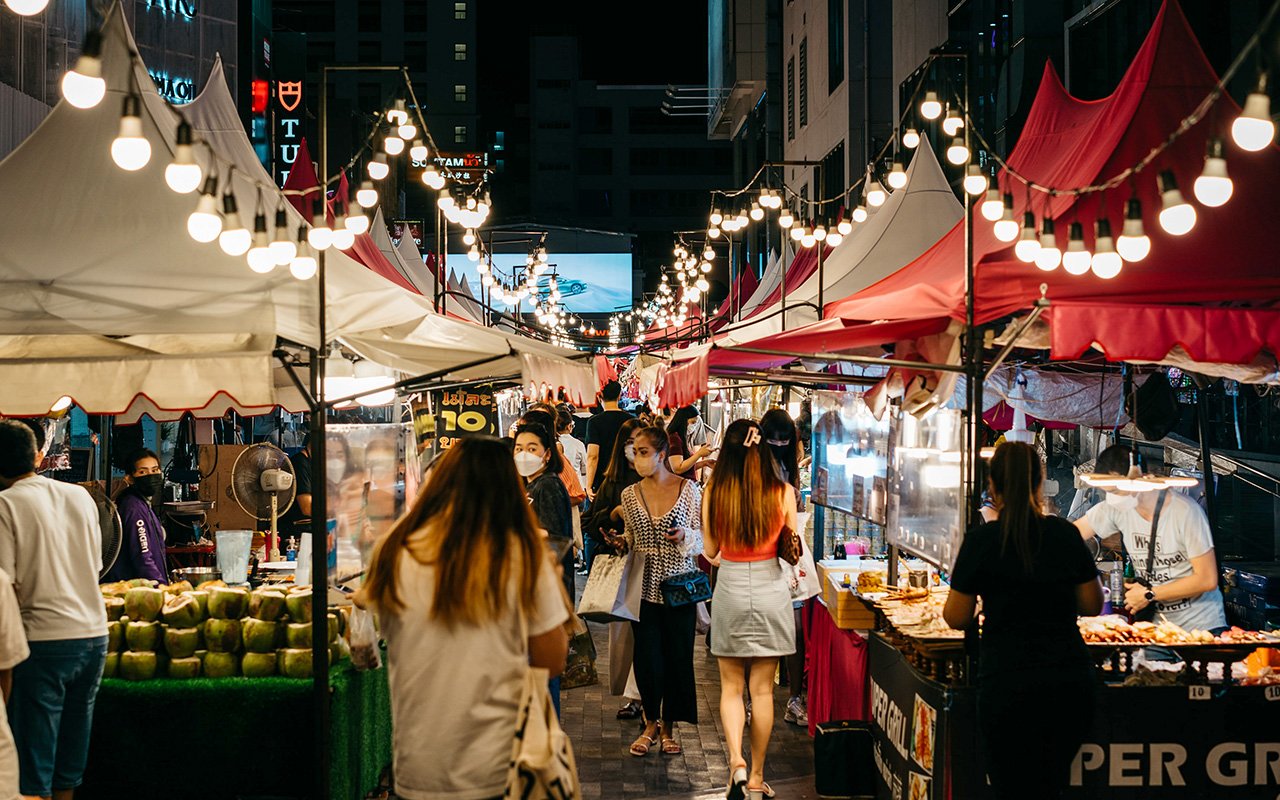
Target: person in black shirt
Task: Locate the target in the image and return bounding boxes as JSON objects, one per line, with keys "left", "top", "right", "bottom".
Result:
{"left": 944, "top": 442, "right": 1103, "bottom": 800}
{"left": 585, "top": 380, "right": 634, "bottom": 499}
{"left": 514, "top": 422, "right": 574, "bottom": 603}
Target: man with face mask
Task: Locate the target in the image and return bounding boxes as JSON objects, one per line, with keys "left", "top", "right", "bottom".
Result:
{"left": 104, "top": 449, "right": 169, "bottom": 584}
{"left": 1075, "top": 445, "right": 1226, "bottom": 634}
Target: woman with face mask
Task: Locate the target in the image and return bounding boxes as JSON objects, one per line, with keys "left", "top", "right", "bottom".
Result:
{"left": 610, "top": 427, "right": 703, "bottom": 758}
{"left": 666, "top": 405, "right": 714, "bottom": 477}
{"left": 103, "top": 448, "right": 168, "bottom": 584}
{"left": 514, "top": 422, "right": 573, "bottom": 602}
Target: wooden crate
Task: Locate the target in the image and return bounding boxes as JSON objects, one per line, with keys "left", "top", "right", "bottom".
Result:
{"left": 822, "top": 580, "right": 878, "bottom": 630}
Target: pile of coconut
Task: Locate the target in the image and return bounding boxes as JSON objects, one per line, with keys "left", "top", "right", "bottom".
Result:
{"left": 100, "top": 580, "right": 348, "bottom": 681}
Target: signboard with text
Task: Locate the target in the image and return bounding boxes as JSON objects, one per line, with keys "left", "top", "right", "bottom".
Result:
{"left": 271, "top": 33, "right": 307, "bottom": 188}
{"left": 412, "top": 152, "right": 493, "bottom": 184}
{"left": 434, "top": 388, "right": 497, "bottom": 450}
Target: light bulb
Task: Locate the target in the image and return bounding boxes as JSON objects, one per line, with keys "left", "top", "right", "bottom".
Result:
{"left": 1061, "top": 221, "right": 1091, "bottom": 275}
{"left": 902, "top": 128, "right": 920, "bottom": 149}
{"left": 331, "top": 227, "right": 355, "bottom": 250}
{"left": 866, "top": 180, "right": 887, "bottom": 207}
{"left": 187, "top": 177, "right": 222, "bottom": 243}
{"left": 421, "top": 166, "right": 445, "bottom": 189}
{"left": 703, "top": 247, "right": 715, "bottom": 260}
{"left": 696, "top": 278, "right": 710, "bottom": 292}
{"left": 1116, "top": 198, "right": 1151, "bottom": 262}
{"left": 887, "top": 161, "right": 908, "bottom": 190}
{"left": 837, "top": 217, "right": 853, "bottom": 236}
{"left": 750, "top": 203, "right": 764, "bottom": 221}
{"left": 290, "top": 251, "right": 318, "bottom": 280}
{"left": 1034, "top": 218, "right": 1061, "bottom": 271}
{"left": 437, "top": 193, "right": 455, "bottom": 210}
{"left": 217, "top": 193, "right": 250, "bottom": 256}
{"left": 1014, "top": 212, "right": 1040, "bottom": 263}
{"left": 356, "top": 181, "right": 378, "bottom": 208}
{"left": 1193, "top": 137, "right": 1233, "bottom": 207}
{"left": 1091, "top": 219, "right": 1122, "bottom": 279}
{"left": 980, "top": 188, "right": 1003, "bottom": 221}
{"left": 710, "top": 208, "right": 724, "bottom": 226}
{"left": 384, "top": 136, "right": 405, "bottom": 156}
{"left": 790, "top": 226, "right": 805, "bottom": 241}
{"left": 5, "top": 0, "right": 49, "bottom": 16}
{"left": 50, "top": 396, "right": 73, "bottom": 413}
{"left": 467, "top": 247, "right": 480, "bottom": 262}
{"left": 920, "top": 91, "right": 942, "bottom": 120}
{"left": 801, "top": 234, "right": 816, "bottom": 248}
{"left": 701, "top": 260, "right": 712, "bottom": 273}
{"left": 708, "top": 226, "right": 721, "bottom": 238}
{"left": 946, "top": 136, "right": 970, "bottom": 166}
{"left": 111, "top": 94, "right": 151, "bottom": 171}
{"left": 942, "top": 107, "right": 964, "bottom": 137}
{"left": 387, "top": 101, "right": 408, "bottom": 125}
{"left": 813, "top": 225, "right": 828, "bottom": 242}
{"left": 853, "top": 204, "right": 868, "bottom": 223}
{"left": 778, "top": 211, "right": 794, "bottom": 229}
{"left": 398, "top": 123, "right": 417, "bottom": 140}
{"left": 344, "top": 212, "right": 369, "bottom": 235}
{"left": 993, "top": 198, "right": 1019, "bottom": 242}
{"left": 1157, "top": 170, "right": 1196, "bottom": 235}
{"left": 463, "top": 229, "right": 476, "bottom": 246}
{"left": 269, "top": 211, "right": 297, "bottom": 266}
{"left": 409, "top": 140, "right": 428, "bottom": 162}
{"left": 164, "top": 121, "right": 202, "bottom": 193}
{"left": 826, "top": 231, "right": 844, "bottom": 247}
{"left": 246, "top": 214, "right": 275, "bottom": 273}
{"left": 308, "top": 208, "right": 333, "bottom": 250}
{"left": 963, "top": 165, "right": 988, "bottom": 196}
{"left": 1232, "top": 76, "right": 1274, "bottom": 152}
{"left": 735, "top": 210, "right": 749, "bottom": 228}
{"left": 368, "top": 154, "right": 389, "bottom": 180}
{"left": 62, "top": 39, "right": 106, "bottom": 109}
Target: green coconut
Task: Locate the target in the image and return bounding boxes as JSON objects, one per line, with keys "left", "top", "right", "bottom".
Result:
{"left": 165, "top": 580, "right": 194, "bottom": 596}
{"left": 181, "top": 590, "right": 209, "bottom": 619}
{"left": 242, "top": 651, "right": 276, "bottom": 677}
{"left": 277, "top": 648, "right": 312, "bottom": 679}
{"left": 204, "top": 618, "right": 241, "bottom": 653}
{"left": 127, "top": 578, "right": 158, "bottom": 589}
{"left": 167, "top": 656, "right": 201, "bottom": 679}
{"left": 100, "top": 581, "right": 131, "bottom": 598}
{"left": 125, "top": 621, "right": 161, "bottom": 652}
{"left": 106, "top": 621, "right": 124, "bottom": 653}
{"left": 195, "top": 579, "right": 226, "bottom": 593}
{"left": 285, "top": 591, "right": 312, "bottom": 623}
{"left": 102, "top": 651, "right": 119, "bottom": 678}
{"left": 326, "top": 613, "right": 340, "bottom": 644}
{"left": 163, "top": 627, "right": 200, "bottom": 659}
{"left": 124, "top": 587, "right": 165, "bottom": 622}
{"left": 248, "top": 589, "right": 287, "bottom": 622}
{"left": 208, "top": 587, "right": 249, "bottom": 620}
{"left": 242, "top": 619, "right": 277, "bottom": 653}
{"left": 161, "top": 594, "right": 202, "bottom": 628}
{"left": 203, "top": 651, "right": 239, "bottom": 678}
{"left": 329, "top": 642, "right": 344, "bottom": 664}
{"left": 194, "top": 649, "right": 207, "bottom": 664}
{"left": 119, "top": 651, "right": 157, "bottom": 681}
{"left": 104, "top": 596, "right": 125, "bottom": 621}
{"left": 285, "top": 622, "right": 312, "bottom": 649}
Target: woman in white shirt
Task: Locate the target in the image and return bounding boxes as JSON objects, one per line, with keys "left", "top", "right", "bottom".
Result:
{"left": 360, "top": 436, "right": 570, "bottom": 800}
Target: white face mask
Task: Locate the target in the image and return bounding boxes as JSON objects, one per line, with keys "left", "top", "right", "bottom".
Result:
{"left": 634, "top": 454, "right": 659, "bottom": 478}
{"left": 327, "top": 459, "right": 346, "bottom": 478}
{"left": 514, "top": 451, "right": 545, "bottom": 478}
{"left": 687, "top": 421, "right": 699, "bottom": 437}
{"left": 624, "top": 444, "right": 636, "bottom": 464}
{"left": 1105, "top": 492, "right": 1139, "bottom": 512}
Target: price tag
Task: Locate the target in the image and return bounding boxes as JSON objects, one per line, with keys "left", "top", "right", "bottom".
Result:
{"left": 1188, "top": 685, "right": 1211, "bottom": 701}
{"left": 1265, "top": 686, "right": 1280, "bottom": 702}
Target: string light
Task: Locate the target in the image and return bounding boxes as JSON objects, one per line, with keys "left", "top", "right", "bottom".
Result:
{"left": 887, "top": 160, "right": 908, "bottom": 190}
{"left": 942, "top": 107, "right": 964, "bottom": 137}
{"left": 902, "top": 128, "right": 921, "bottom": 149}
{"left": 1157, "top": 170, "right": 1196, "bottom": 235}
{"left": 164, "top": 121, "right": 202, "bottom": 193}
{"left": 710, "top": 208, "right": 724, "bottom": 226}
{"left": 356, "top": 181, "right": 378, "bottom": 208}
{"left": 778, "top": 208, "right": 794, "bottom": 229}
{"left": 246, "top": 213, "right": 275, "bottom": 273}
{"left": 946, "top": 136, "right": 970, "bottom": 166}
{"left": 1232, "top": 74, "right": 1274, "bottom": 152}
{"left": 993, "top": 196, "right": 1019, "bottom": 242}
{"left": 920, "top": 91, "right": 942, "bottom": 120}
{"left": 186, "top": 176, "right": 222, "bottom": 243}
{"left": 368, "top": 153, "right": 389, "bottom": 180}
{"left": 398, "top": 121, "right": 417, "bottom": 140}
{"left": 387, "top": 100, "right": 408, "bottom": 126}
{"left": 790, "top": 226, "right": 805, "bottom": 242}
{"left": 708, "top": 226, "right": 722, "bottom": 238}
{"left": 866, "top": 178, "right": 887, "bottom": 207}
{"left": 5, "top": 0, "right": 50, "bottom": 18}
{"left": 111, "top": 94, "right": 151, "bottom": 171}
{"left": 1014, "top": 211, "right": 1040, "bottom": 263}
{"left": 1116, "top": 198, "right": 1151, "bottom": 262}
{"left": 383, "top": 135, "right": 405, "bottom": 156}
{"left": 749, "top": 202, "right": 764, "bottom": 221}
{"left": 826, "top": 231, "right": 844, "bottom": 247}
{"left": 837, "top": 213, "right": 853, "bottom": 236}
{"left": 703, "top": 246, "right": 715, "bottom": 260}
{"left": 409, "top": 139, "right": 428, "bottom": 162}
{"left": 269, "top": 207, "right": 296, "bottom": 265}
{"left": 421, "top": 165, "right": 445, "bottom": 189}
{"left": 1061, "top": 221, "right": 1091, "bottom": 275}
{"left": 1034, "top": 217, "right": 1061, "bottom": 271}
{"left": 217, "top": 191, "right": 250, "bottom": 256}
{"left": 852, "top": 203, "right": 868, "bottom": 223}
{"left": 1193, "top": 137, "right": 1233, "bottom": 207}
{"left": 62, "top": 30, "right": 105, "bottom": 108}
{"left": 963, "top": 165, "right": 988, "bottom": 196}
{"left": 1091, "top": 218, "right": 1122, "bottom": 279}
{"left": 980, "top": 187, "right": 1003, "bottom": 221}
{"left": 813, "top": 224, "right": 828, "bottom": 242}
{"left": 344, "top": 210, "right": 370, "bottom": 235}
{"left": 307, "top": 200, "right": 333, "bottom": 250}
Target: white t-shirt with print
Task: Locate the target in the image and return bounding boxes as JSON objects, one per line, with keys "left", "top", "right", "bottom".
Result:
{"left": 378, "top": 549, "right": 569, "bottom": 800}
{"left": 1085, "top": 490, "right": 1227, "bottom": 632}
{"left": 0, "top": 569, "right": 28, "bottom": 800}
{"left": 559, "top": 434, "right": 588, "bottom": 487}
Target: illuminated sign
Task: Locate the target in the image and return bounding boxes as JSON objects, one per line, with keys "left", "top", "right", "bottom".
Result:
{"left": 275, "top": 80, "right": 303, "bottom": 186}
{"left": 411, "top": 152, "right": 492, "bottom": 183}
{"left": 149, "top": 71, "right": 195, "bottom": 104}
{"left": 146, "top": 0, "right": 196, "bottom": 18}
{"left": 391, "top": 219, "right": 425, "bottom": 248}
{"left": 278, "top": 81, "right": 302, "bottom": 112}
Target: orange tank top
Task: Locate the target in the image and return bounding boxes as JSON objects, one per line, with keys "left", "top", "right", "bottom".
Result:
{"left": 718, "top": 489, "right": 788, "bottom": 562}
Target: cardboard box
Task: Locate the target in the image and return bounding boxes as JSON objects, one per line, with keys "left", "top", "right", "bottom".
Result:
{"left": 196, "top": 444, "right": 257, "bottom": 534}
{"left": 822, "top": 582, "right": 878, "bottom": 630}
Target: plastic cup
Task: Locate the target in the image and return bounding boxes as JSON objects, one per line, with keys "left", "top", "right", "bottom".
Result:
{"left": 215, "top": 529, "right": 253, "bottom": 585}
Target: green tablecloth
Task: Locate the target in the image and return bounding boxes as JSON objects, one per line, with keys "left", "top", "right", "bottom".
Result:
{"left": 79, "top": 660, "right": 391, "bottom": 800}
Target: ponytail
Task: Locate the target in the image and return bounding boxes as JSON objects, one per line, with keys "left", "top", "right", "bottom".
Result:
{"left": 988, "top": 442, "right": 1043, "bottom": 574}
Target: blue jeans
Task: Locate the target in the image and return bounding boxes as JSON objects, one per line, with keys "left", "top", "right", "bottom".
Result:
{"left": 9, "top": 636, "right": 108, "bottom": 797}
{"left": 549, "top": 676, "right": 561, "bottom": 717}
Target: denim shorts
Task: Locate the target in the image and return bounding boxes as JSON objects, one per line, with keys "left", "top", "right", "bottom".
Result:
{"left": 8, "top": 636, "right": 108, "bottom": 797}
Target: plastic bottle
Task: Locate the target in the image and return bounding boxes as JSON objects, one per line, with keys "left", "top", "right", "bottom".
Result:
{"left": 285, "top": 537, "right": 298, "bottom": 562}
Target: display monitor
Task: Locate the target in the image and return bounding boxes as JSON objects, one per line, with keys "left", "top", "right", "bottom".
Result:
{"left": 448, "top": 252, "right": 633, "bottom": 313}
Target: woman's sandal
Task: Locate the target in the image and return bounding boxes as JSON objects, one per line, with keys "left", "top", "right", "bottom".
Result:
{"left": 725, "top": 766, "right": 748, "bottom": 800}
{"left": 660, "top": 735, "right": 682, "bottom": 755}
{"left": 629, "top": 733, "right": 656, "bottom": 757}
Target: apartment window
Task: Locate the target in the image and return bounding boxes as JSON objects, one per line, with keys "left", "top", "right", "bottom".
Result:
{"left": 358, "top": 3, "right": 379, "bottom": 32}
{"left": 579, "top": 148, "right": 613, "bottom": 176}
{"left": 537, "top": 120, "right": 571, "bottom": 130}
{"left": 403, "top": 5, "right": 427, "bottom": 31}
{"left": 454, "top": 43, "right": 467, "bottom": 61}
{"left": 454, "top": 125, "right": 467, "bottom": 143}
{"left": 786, "top": 56, "right": 795, "bottom": 141}
{"left": 358, "top": 40, "right": 379, "bottom": 64}
{"left": 454, "top": 2, "right": 467, "bottom": 20}
{"left": 828, "top": 0, "right": 844, "bottom": 93}
{"left": 577, "top": 107, "right": 612, "bottom": 134}
{"left": 536, "top": 79, "right": 571, "bottom": 89}
{"left": 455, "top": 84, "right": 467, "bottom": 102}
{"left": 799, "top": 39, "right": 808, "bottom": 127}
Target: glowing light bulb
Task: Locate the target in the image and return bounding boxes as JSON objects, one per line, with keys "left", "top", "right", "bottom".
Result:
{"left": 749, "top": 203, "right": 764, "bottom": 221}
{"left": 826, "top": 231, "right": 844, "bottom": 247}
{"left": 1116, "top": 198, "right": 1151, "bottom": 262}
{"left": 421, "top": 165, "right": 445, "bottom": 189}
{"left": 186, "top": 177, "right": 223, "bottom": 243}
{"left": 1061, "top": 221, "right": 1091, "bottom": 275}
{"left": 1157, "top": 170, "right": 1196, "bottom": 235}
{"left": 111, "top": 94, "right": 151, "bottom": 171}
{"left": 290, "top": 251, "right": 317, "bottom": 280}
{"left": 1193, "top": 137, "right": 1233, "bottom": 207}
{"left": 801, "top": 234, "right": 816, "bottom": 248}
{"left": 778, "top": 210, "right": 794, "bottom": 229}
{"left": 993, "top": 198, "right": 1019, "bottom": 242}
{"left": 1091, "top": 219, "right": 1122, "bottom": 279}
{"left": 344, "top": 212, "right": 369, "bottom": 235}
{"left": 1014, "top": 212, "right": 1040, "bottom": 263}
{"left": 946, "top": 136, "right": 970, "bottom": 166}
{"left": 331, "top": 226, "right": 355, "bottom": 250}
{"left": 5, "top": 0, "right": 50, "bottom": 17}
{"left": 61, "top": 30, "right": 106, "bottom": 109}
{"left": 308, "top": 208, "right": 333, "bottom": 250}
{"left": 696, "top": 277, "right": 710, "bottom": 292}
{"left": 866, "top": 180, "right": 887, "bottom": 207}
{"left": 853, "top": 204, "right": 868, "bottom": 223}
{"left": 1034, "top": 218, "right": 1061, "bottom": 271}
{"left": 902, "top": 128, "right": 920, "bottom": 149}
{"left": 837, "top": 217, "right": 853, "bottom": 236}
{"left": 356, "top": 181, "right": 378, "bottom": 208}
{"left": 813, "top": 225, "right": 828, "bottom": 242}
{"left": 920, "top": 91, "right": 942, "bottom": 120}
{"left": 710, "top": 208, "right": 723, "bottom": 226}
{"left": 409, "top": 140, "right": 428, "bottom": 162}
{"left": 463, "top": 229, "right": 476, "bottom": 246}
{"left": 703, "top": 247, "right": 715, "bottom": 260}
{"left": 246, "top": 214, "right": 275, "bottom": 273}
{"left": 964, "top": 165, "right": 988, "bottom": 196}
{"left": 368, "top": 154, "right": 389, "bottom": 180}
{"left": 164, "top": 121, "right": 202, "bottom": 193}
{"left": 708, "top": 226, "right": 721, "bottom": 238}
{"left": 398, "top": 122, "right": 417, "bottom": 140}
{"left": 269, "top": 209, "right": 297, "bottom": 265}
{"left": 383, "top": 136, "right": 405, "bottom": 156}
{"left": 217, "top": 194, "right": 250, "bottom": 256}
{"left": 980, "top": 188, "right": 1003, "bottom": 221}
{"left": 942, "top": 107, "right": 964, "bottom": 136}
{"left": 735, "top": 210, "right": 749, "bottom": 228}
{"left": 1232, "top": 76, "right": 1274, "bottom": 152}
{"left": 790, "top": 226, "right": 805, "bottom": 242}
{"left": 887, "top": 161, "right": 908, "bottom": 190}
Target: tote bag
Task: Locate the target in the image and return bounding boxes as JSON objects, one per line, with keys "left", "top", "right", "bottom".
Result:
{"left": 503, "top": 669, "right": 581, "bottom": 799}
{"left": 576, "top": 551, "right": 646, "bottom": 623}
{"left": 784, "top": 536, "right": 822, "bottom": 601}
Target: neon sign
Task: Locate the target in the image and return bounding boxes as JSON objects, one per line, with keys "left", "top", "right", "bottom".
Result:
{"left": 275, "top": 80, "right": 304, "bottom": 187}
{"left": 146, "top": 0, "right": 196, "bottom": 18}
{"left": 149, "top": 70, "right": 195, "bottom": 104}
{"left": 413, "top": 152, "right": 492, "bottom": 183}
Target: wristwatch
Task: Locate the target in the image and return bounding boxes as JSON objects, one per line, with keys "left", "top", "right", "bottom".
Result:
{"left": 1144, "top": 588, "right": 1156, "bottom": 604}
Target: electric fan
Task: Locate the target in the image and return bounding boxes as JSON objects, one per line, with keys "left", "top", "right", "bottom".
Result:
{"left": 229, "top": 444, "right": 296, "bottom": 563}
{"left": 80, "top": 483, "right": 123, "bottom": 579}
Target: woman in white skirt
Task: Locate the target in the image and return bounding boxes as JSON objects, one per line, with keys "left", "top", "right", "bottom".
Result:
{"left": 703, "top": 419, "right": 798, "bottom": 800}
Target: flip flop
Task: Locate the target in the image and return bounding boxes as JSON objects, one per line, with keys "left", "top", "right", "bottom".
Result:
{"left": 629, "top": 734, "right": 655, "bottom": 757}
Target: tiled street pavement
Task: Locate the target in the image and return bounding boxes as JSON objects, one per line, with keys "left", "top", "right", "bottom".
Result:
{"left": 560, "top": 617, "right": 817, "bottom": 799}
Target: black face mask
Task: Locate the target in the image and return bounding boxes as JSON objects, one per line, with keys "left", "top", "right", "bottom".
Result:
{"left": 133, "top": 474, "right": 164, "bottom": 499}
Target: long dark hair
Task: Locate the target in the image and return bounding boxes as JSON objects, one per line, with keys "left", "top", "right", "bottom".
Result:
{"left": 707, "top": 419, "right": 786, "bottom": 550}
{"left": 361, "top": 437, "right": 542, "bottom": 626}
{"left": 988, "top": 441, "right": 1044, "bottom": 573}
{"left": 667, "top": 405, "right": 700, "bottom": 447}
{"left": 759, "top": 408, "right": 801, "bottom": 490}
{"left": 602, "top": 417, "right": 643, "bottom": 486}
{"left": 514, "top": 421, "right": 564, "bottom": 475}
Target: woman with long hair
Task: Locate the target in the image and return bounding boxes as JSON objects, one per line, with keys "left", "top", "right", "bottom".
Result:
{"left": 360, "top": 437, "right": 570, "bottom": 800}
{"left": 703, "top": 419, "right": 798, "bottom": 800}
{"left": 584, "top": 417, "right": 646, "bottom": 719}
{"left": 666, "top": 405, "right": 714, "bottom": 476}
{"left": 943, "top": 442, "right": 1103, "bottom": 800}
{"left": 613, "top": 427, "right": 703, "bottom": 757}
{"left": 759, "top": 408, "right": 808, "bottom": 729}
{"left": 514, "top": 421, "right": 574, "bottom": 603}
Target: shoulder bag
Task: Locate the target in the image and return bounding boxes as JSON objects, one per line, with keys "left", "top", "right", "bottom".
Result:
{"left": 637, "top": 483, "right": 711, "bottom": 608}
{"left": 1126, "top": 490, "right": 1168, "bottom": 624}
{"left": 504, "top": 612, "right": 582, "bottom": 800}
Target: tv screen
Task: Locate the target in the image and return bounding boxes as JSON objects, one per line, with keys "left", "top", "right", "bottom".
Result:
{"left": 449, "top": 252, "right": 633, "bottom": 313}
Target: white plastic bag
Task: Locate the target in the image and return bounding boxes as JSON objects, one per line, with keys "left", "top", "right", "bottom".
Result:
{"left": 348, "top": 606, "right": 381, "bottom": 670}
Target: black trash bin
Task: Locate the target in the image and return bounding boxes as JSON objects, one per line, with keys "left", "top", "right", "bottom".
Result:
{"left": 814, "top": 720, "right": 876, "bottom": 799}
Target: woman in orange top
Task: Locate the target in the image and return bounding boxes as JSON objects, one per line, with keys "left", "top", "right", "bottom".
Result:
{"left": 702, "top": 419, "right": 798, "bottom": 800}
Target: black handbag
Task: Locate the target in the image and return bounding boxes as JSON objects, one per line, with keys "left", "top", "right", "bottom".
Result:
{"left": 1126, "top": 490, "right": 1168, "bottom": 624}
{"left": 660, "top": 570, "right": 711, "bottom": 608}
{"left": 814, "top": 720, "right": 876, "bottom": 798}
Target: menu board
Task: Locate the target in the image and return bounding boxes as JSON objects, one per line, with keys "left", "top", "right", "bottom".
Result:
{"left": 886, "top": 408, "right": 963, "bottom": 570}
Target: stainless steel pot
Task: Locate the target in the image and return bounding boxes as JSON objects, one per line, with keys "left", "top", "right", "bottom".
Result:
{"left": 171, "top": 566, "right": 221, "bottom": 586}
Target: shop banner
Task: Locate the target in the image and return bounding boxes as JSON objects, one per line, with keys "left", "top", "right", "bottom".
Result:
{"left": 435, "top": 387, "right": 498, "bottom": 450}
{"left": 868, "top": 634, "right": 949, "bottom": 800}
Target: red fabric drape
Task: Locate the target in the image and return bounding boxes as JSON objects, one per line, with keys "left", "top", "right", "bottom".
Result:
{"left": 657, "top": 352, "right": 709, "bottom": 407}
{"left": 708, "top": 316, "right": 950, "bottom": 371}
{"left": 805, "top": 602, "right": 869, "bottom": 736}
{"left": 743, "top": 246, "right": 825, "bottom": 320}
{"left": 1047, "top": 301, "right": 1280, "bottom": 363}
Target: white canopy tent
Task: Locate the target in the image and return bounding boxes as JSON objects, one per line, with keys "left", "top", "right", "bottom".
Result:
{"left": 0, "top": 5, "right": 593, "bottom": 416}
{"left": 370, "top": 207, "right": 437, "bottom": 297}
